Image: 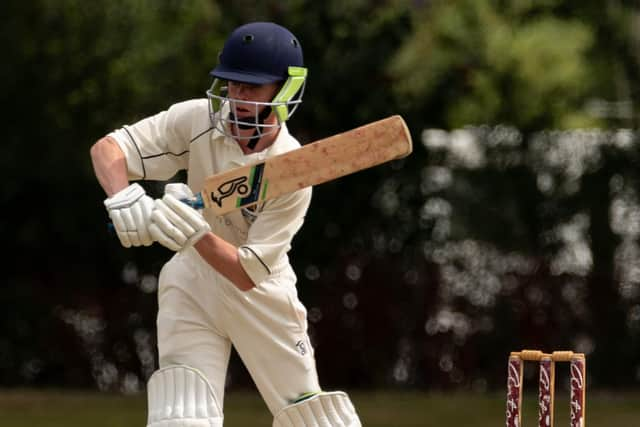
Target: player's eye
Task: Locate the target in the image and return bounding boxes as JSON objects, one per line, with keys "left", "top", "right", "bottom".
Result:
{"left": 229, "top": 81, "right": 259, "bottom": 90}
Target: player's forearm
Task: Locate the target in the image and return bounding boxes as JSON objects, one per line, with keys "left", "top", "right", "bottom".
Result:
{"left": 90, "top": 136, "right": 130, "bottom": 197}
{"left": 194, "top": 233, "right": 256, "bottom": 291}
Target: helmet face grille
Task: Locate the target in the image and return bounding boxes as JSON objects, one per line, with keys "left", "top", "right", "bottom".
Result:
{"left": 206, "top": 75, "right": 306, "bottom": 142}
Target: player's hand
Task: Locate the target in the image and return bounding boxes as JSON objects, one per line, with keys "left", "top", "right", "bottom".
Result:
{"left": 104, "top": 183, "right": 154, "bottom": 248}
{"left": 149, "top": 194, "right": 211, "bottom": 251}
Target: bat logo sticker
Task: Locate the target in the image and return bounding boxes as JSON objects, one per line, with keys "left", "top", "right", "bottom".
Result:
{"left": 210, "top": 176, "right": 249, "bottom": 207}
{"left": 209, "top": 162, "right": 267, "bottom": 208}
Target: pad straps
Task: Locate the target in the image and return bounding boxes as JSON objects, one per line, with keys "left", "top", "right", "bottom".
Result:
{"left": 273, "top": 391, "right": 362, "bottom": 427}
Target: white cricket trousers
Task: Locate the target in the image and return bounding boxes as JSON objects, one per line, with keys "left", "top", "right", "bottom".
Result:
{"left": 155, "top": 248, "right": 320, "bottom": 415}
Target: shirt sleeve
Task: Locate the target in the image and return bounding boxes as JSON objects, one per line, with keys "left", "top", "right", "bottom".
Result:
{"left": 237, "top": 187, "right": 312, "bottom": 286}
{"left": 108, "top": 100, "right": 203, "bottom": 181}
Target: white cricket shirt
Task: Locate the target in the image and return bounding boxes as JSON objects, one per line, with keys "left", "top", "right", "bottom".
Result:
{"left": 108, "top": 99, "right": 311, "bottom": 286}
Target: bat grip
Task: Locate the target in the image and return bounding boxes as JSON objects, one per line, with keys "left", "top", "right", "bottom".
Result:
{"left": 187, "top": 193, "right": 205, "bottom": 210}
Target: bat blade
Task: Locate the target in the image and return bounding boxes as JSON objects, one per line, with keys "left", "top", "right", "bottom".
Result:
{"left": 199, "top": 115, "right": 413, "bottom": 214}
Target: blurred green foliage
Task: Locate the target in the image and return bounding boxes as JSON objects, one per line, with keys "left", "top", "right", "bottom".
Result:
{"left": 389, "top": 0, "right": 637, "bottom": 130}
{"left": 2, "top": 0, "right": 640, "bottom": 395}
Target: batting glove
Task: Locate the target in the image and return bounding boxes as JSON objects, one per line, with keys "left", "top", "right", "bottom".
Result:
{"left": 164, "top": 182, "right": 195, "bottom": 202}
{"left": 104, "top": 183, "right": 154, "bottom": 248}
{"left": 149, "top": 194, "right": 211, "bottom": 251}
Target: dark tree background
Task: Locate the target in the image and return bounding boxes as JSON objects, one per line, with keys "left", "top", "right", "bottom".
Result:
{"left": 2, "top": 0, "right": 640, "bottom": 394}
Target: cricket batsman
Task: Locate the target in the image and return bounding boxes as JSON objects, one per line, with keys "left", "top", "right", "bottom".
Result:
{"left": 90, "top": 22, "right": 361, "bottom": 426}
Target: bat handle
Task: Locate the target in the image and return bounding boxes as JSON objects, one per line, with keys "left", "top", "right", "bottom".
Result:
{"left": 187, "top": 193, "right": 205, "bottom": 210}
{"left": 106, "top": 195, "right": 205, "bottom": 232}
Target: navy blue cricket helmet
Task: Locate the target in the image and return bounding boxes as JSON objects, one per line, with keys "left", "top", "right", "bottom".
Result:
{"left": 210, "top": 22, "right": 304, "bottom": 84}
{"left": 206, "top": 22, "right": 308, "bottom": 144}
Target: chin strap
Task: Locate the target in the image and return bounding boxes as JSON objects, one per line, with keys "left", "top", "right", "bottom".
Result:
{"left": 247, "top": 132, "right": 261, "bottom": 150}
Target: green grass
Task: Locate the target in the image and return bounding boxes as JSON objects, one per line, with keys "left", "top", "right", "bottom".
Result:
{"left": 0, "top": 389, "right": 639, "bottom": 426}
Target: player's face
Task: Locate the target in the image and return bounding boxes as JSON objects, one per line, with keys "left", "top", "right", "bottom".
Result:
{"left": 227, "top": 81, "right": 280, "bottom": 118}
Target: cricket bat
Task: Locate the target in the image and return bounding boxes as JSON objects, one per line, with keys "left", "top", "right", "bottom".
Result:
{"left": 190, "top": 114, "right": 412, "bottom": 214}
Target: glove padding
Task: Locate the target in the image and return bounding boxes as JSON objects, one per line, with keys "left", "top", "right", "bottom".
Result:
{"left": 149, "top": 194, "right": 211, "bottom": 251}
{"left": 104, "top": 183, "right": 154, "bottom": 248}
{"left": 164, "top": 182, "right": 194, "bottom": 202}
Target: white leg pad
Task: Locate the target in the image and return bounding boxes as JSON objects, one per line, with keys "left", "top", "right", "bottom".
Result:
{"left": 146, "top": 365, "right": 223, "bottom": 427}
{"left": 273, "top": 391, "right": 361, "bottom": 427}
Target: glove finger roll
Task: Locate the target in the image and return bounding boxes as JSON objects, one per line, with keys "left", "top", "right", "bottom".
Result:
{"left": 115, "top": 231, "right": 132, "bottom": 248}
{"left": 135, "top": 196, "right": 155, "bottom": 246}
{"left": 127, "top": 205, "right": 143, "bottom": 247}
{"left": 109, "top": 210, "right": 132, "bottom": 248}
{"left": 151, "top": 201, "right": 189, "bottom": 246}
{"left": 163, "top": 194, "right": 209, "bottom": 230}
{"left": 156, "top": 198, "right": 198, "bottom": 237}
{"left": 149, "top": 223, "right": 181, "bottom": 251}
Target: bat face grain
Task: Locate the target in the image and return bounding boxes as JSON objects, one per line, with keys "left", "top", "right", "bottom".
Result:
{"left": 201, "top": 115, "right": 413, "bottom": 214}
